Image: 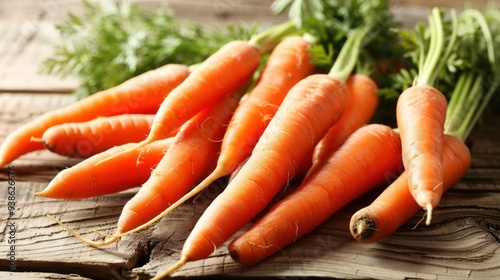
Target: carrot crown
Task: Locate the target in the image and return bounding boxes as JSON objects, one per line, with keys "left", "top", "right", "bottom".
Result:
{"left": 415, "top": 8, "right": 458, "bottom": 87}
{"left": 327, "top": 25, "right": 371, "bottom": 83}
{"left": 248, "top": 21, "right": 299, "bottom": 55}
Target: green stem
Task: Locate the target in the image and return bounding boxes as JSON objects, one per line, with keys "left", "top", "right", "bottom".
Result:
{"left": 461, "top": 9, "right": 495, "bottom": 64}
{"left": 248, "top": 21, "right": 298, "bottom": 55}
{"left": 457, "top": 76, "right": 483, "bottom": 139}
{"left": 431, "top": 9, "right": 458, "bottom": 86}
{"left": 328, "top": 25, "right": 370, "bottom": 83}
{"left": 445, "top": 72, "right": 473, "bottom": 124}
{"left": 464, "top": 76, "right": 500, "bottom": 139}
{"left": 417, "top": 8, "right": 445, "bottom": 86}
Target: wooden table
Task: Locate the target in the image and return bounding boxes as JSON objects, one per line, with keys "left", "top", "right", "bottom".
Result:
{"left": 1, "top": 1, "right": 499, "bottom": 279}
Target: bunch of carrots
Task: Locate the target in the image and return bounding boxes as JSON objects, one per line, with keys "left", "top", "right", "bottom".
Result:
{"left": 1, "top": 0, "right": 499, "bottom": 279}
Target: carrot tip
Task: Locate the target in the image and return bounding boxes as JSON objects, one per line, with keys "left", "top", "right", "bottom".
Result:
{"left": 151, "top": 256, "right": 189, "bottom": 280}
{"left": 425, "top": 203, "right": 433, "bottom": 225}
{"left": 47, "top": 214, "right": 120, "bottom": 247}
{"left": 351, "top": 214, "right": 376, "bottom": 242}
{"left": 33, "top": 191, "right": 45, "bottom": 197}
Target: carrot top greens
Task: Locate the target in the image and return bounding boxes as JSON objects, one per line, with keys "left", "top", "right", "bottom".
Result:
{"left": 271, "top": 0, "right": 403, "bottom": 72}
{"left": 40, "top": 0, "right": 260, "bottom": 99}
{"left": 390, "top": 6, "right": 500, "bottom": 141}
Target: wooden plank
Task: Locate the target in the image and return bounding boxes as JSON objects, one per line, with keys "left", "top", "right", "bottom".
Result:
{"left": 137, "top": 190, "right": 500, "bottom": 279}
{"left": 0, "top": 182, "right": 146, "bottom": 279}
{"left": 0, "top": 271, "right": 92, "bottom": 280}
{"left": 1, "top": 93, "right": 499, "bottom": 279}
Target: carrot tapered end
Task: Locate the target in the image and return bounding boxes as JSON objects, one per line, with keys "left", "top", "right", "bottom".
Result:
{"left": 151, "top": 256, "right": 188, "bottom": 280}
{"left": 425, "top": 203, "right": 433, "bottom": 225}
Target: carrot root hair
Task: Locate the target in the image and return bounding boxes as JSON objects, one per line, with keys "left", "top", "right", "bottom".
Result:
{"left": 151, "top": 256, "right": 188, "bottom": 280}
{"left": 91, "top": 166, "right": 227, "bottom": 240}
{"left": 47, "top": 215, "right": 120, "bottom": 246}
{"left": 94, "top": 139, "right": 150, "bottom": 166}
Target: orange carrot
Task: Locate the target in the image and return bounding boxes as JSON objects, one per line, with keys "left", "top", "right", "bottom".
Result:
{"left": 152, "top": 24, "right": 374, "bottom": 279}
{"left": 139, "top": 41, "right": 260, "bottom": 143}
{"left": 297, "top": 73, "right": 379, "bottom": 180}
{"left": 50, "top": 82, "right": 249, "bottom": 246}
{"left": 349, "top": 134, "right": 471, "bottom": 243}
{"left": 397, "top": 86, "right": 448, "bottom": 222}
{"left": 396, "top": 8, "right": 458, "bottom": 224}
{"left": 144, "top": 35, "right": 315, "bottom": 223}
{"left": 34, "top": 138, "right": 174, "bottom": 200}
{"left": 97, "top": 21, "right": 298, "bottom": 165}
{"left": 227, "top": 124, "right": 402, "bottom": 266}
{"left": 36, "top": 114, "right": 156, "bottom": 158}
{"left": 111, "top": 86, "right": 248, "bottom": 239}
{"left": 154, "top": 73, "right": 348, "bottom": 277}
{"left": 0, "top": 64, "right": 190, "bottom": 166}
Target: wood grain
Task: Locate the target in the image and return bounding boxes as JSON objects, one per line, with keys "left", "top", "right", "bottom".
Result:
{"left": 1, "top": 92, "right": 499, "bottom": 279}
{"left": 1, "top": 1, "right": 499, "bottom": 279}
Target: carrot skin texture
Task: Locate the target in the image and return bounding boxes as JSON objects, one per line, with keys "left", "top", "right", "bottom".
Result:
{"left": 296, "top": 74, "right": 379, "bottom": 180}
{"left": 218, "top": 35, "right": 315, "bottom": 174}
{"left": 180, "top": 74, "right": 348, "bottom": 262}
{"left": 145, "top": 41, "right": 261, "bottom": 142}
{"left": 228, "top": 124, "right": 402, "bottom": 266}
{"left": 312, "top": 74, "right": 379, "bottom": 165}
{"left": 350, "top": 134, "right": 471, "bottom": 243}
{"left": 35, "top": 138, "right": 174, "bottom": 200}
{"left": 41, "top": 114, "right": 155, "bottom": 158}
{"left": 116, "top": 89, "right": 244, "bottom": 234}
{"left": 0, "top": 64, "right": 190, "bottom": 166}
{"left": 396, "top": 86, "right": 448, "bottom": 210}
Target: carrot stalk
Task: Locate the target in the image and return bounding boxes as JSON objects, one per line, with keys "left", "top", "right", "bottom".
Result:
{"left": 34, "top": 114, "right": 156, "bottom": 158}
{"left": 228, "top": 124, "right": 402, "bottom": 265}
{"left": 0, "top": 64, "right": 190, "bottom": 166}
{"left": 350, "top": 134, "right": 470, "bottom": 243}
{"left": 34, "top": 138, "right": 173, "bottom": 200}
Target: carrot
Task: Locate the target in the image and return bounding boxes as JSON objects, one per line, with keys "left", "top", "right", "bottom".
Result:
{"left": 351, "top": 7, "right": 499, "bottom": 242}
{"left": 0, "top": 63, "right": 190, "bottom": 166}
{"left": 34, "top": 138, "right": 174, "bottom": 200}
{"left": 34, "top": 114, "right": 156, "bottom": 158}
{"left": 213, "top": 35, "right": 315, "bottom": 179}
{"left": 49, "top": 82, "right": 249, "bottom": 246}
{"left": 299, "top": 73, "right": 379, "bottom": 180}
{"left": 228, "top": 124, "right": 402, "bottom": 266}
{"left": 110, "top": 84, "right": 248, "bottom": 240}
{"left": 96, "top": 21, "right": 298, "bottom": 166}
{"left": 151, "top": 24, "right": 378, "bottom": 279}
{"left": 154, "top": 73, "right": 346, "bottom": 277}
{"left": 395, "top": 8, "right": 458, "bottom": 224}
{"left": 349, "top": 134, "right": 471, "bottom": 243}
{"left": 137, "top": 35, "right": 315, "bottom": 227}
{"left": 397, "top": 86, "right": 448, "bottom": 221}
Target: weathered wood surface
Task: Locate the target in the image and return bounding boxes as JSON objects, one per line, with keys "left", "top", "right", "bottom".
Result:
{"left": 1, "top": 0, "right": 499, "bottom": 279}
{"left": 1, "top": 93, "right": 499, "bottom": 280}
